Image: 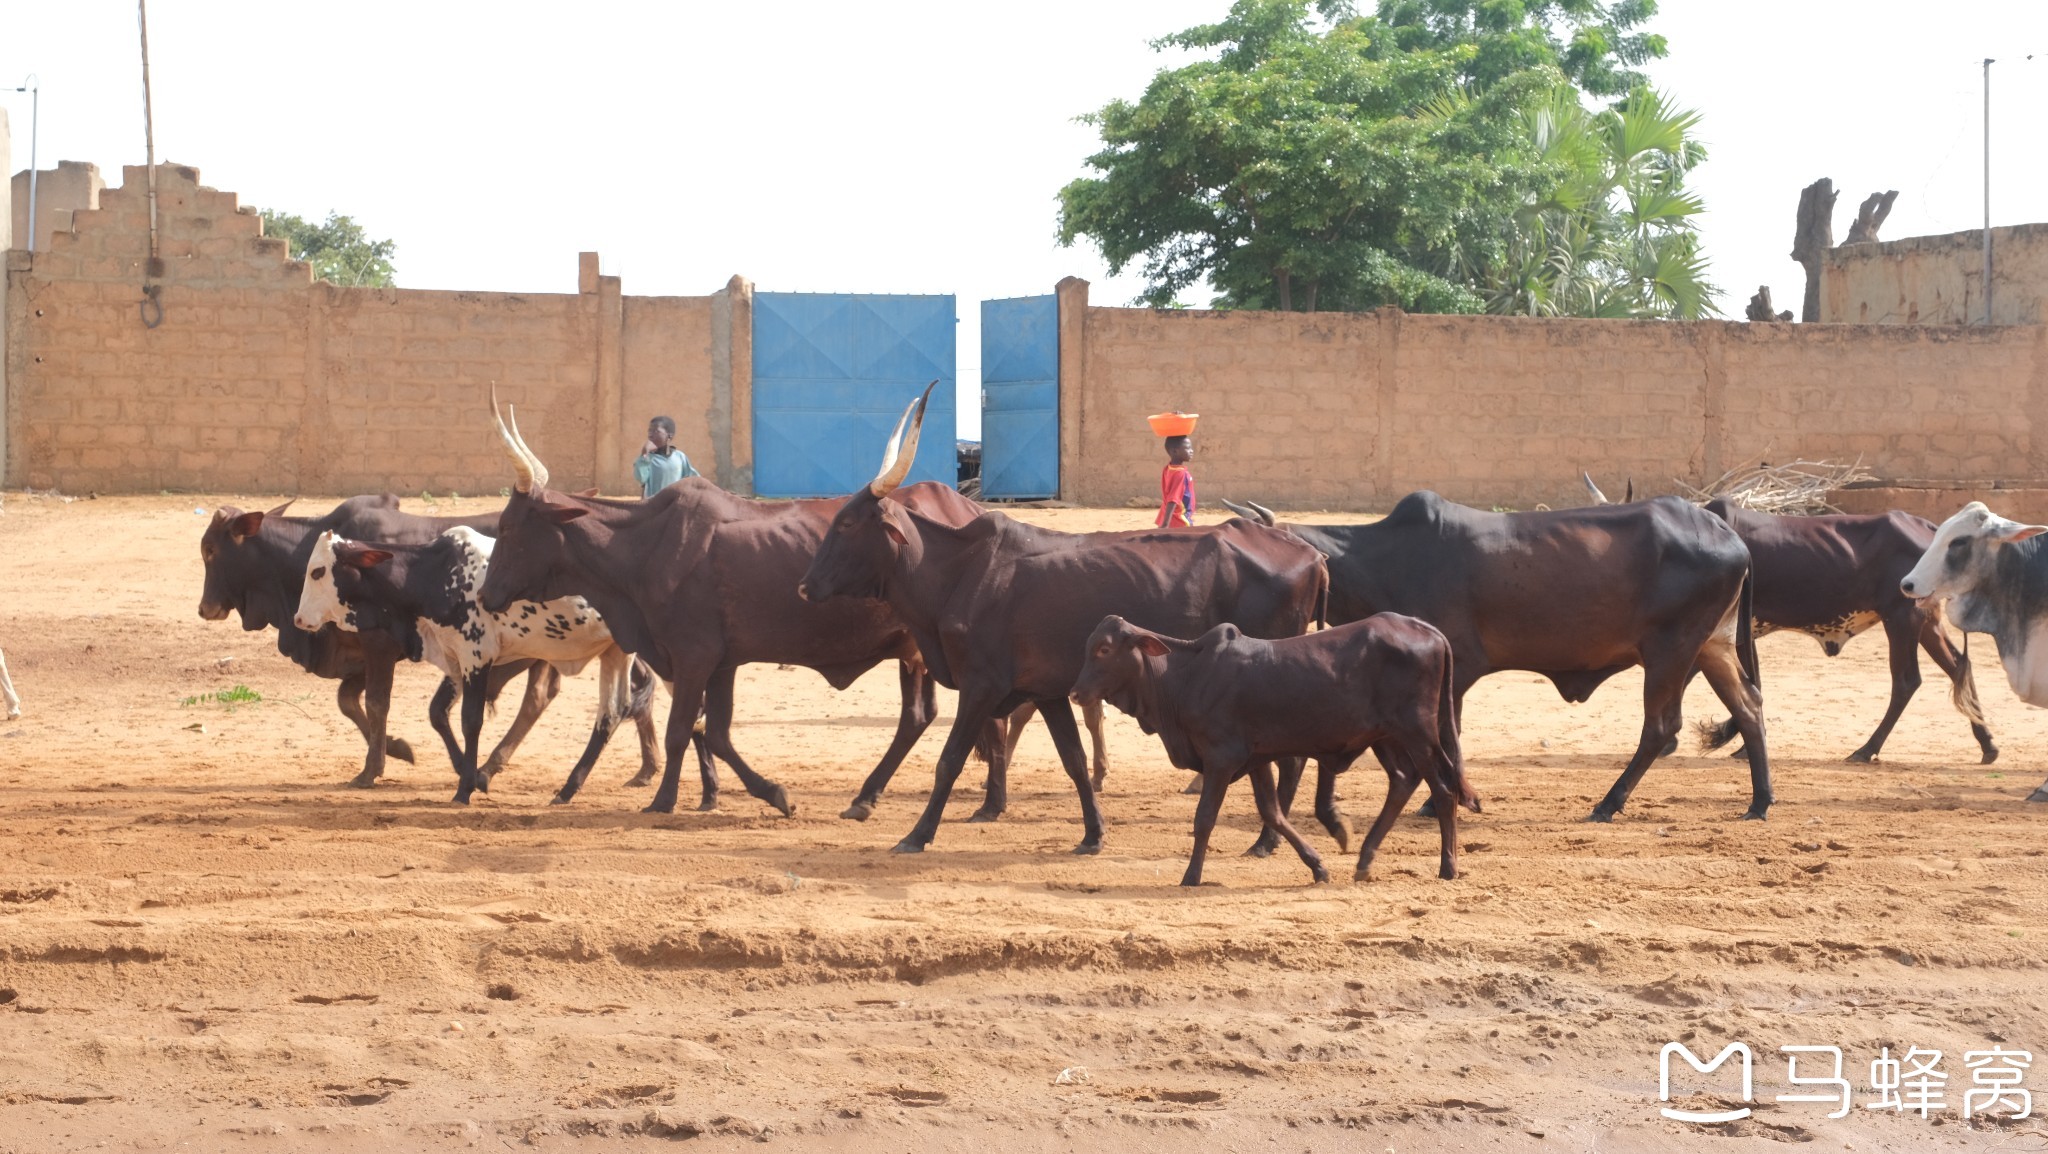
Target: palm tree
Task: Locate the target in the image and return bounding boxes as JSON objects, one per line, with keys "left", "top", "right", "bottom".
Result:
{"left": 1480, "top": 87, "right": 1720, "bottom": 319}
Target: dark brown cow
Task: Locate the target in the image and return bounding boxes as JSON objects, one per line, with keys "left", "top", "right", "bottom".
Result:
{"left": 1223, "top": 492, "right": 1768, "bottom": 821}
{"left": 197, "top": 495, "right": 555, "bottom": 786}
{"left": 1699, "top": 500, "right": 1994, "bottom": 764}
{"left": 799, "top": 385, "right": 1329, "bottom": 855}
{"left": 1071, "top": 614, "right": 1469, "bottom": 886}
{"left": 472, "top": 399, "right": 1033, "bottom": 818}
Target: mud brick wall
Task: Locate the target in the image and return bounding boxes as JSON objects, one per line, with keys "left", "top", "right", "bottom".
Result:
{"left": 1057, "top": 279, "right": 2048, "bottom": 512}
{"left": 3, "top": 164, "right": 739, "bottom": 496}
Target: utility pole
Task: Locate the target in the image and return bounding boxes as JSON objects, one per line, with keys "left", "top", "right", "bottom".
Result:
{"left": 1983, "top": 57, "right": 1994, "bottom": 326}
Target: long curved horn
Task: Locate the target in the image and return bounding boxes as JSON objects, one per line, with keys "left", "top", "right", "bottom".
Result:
{"left": 506, "top": 404, "right": 550, "bottom": 493}
{"left": 1581, "top": 470, "right": 1611, "bottom": 505}
{"left": 868, "top": 380, "right": 936, "bottom": 498}
{"left": 491, "top": 384, "right": 537, "bottom": 494}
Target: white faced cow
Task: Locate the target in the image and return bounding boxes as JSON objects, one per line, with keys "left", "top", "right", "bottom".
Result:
{"left": 296, "top": 527, "right": 667, "bottom": 804}
{"left": 1900, "top": 501, "right": 2048, "bottom": 801}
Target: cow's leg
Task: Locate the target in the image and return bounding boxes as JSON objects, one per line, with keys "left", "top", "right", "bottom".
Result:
{"left": 1589, "top": 650, "right": 1691, "bottom": 822}
{"left": 337, "top": 673, "right": 414, "bottom": 767}
{"left": 625, "top": 664, "right": 663, "bottom": 788}
{"left": 1696, "top": 636, "right": 1773, "bottom": 820}
{"left": 895, "top": 688, "right": 1009, "bottom": 853}
{"left": 1916, "top": 614, "right": 1999, "bottom": 765}
{"left": 1417, "top": 673, "right": 1484, "bottom": 815}
{"left": 1401, "top": 740, "right": 1461, "bottom": 881}
{"left": 1356, "top": 746, "right": 1421, "bottom": 881}
{"left": 1843, "top": 614, "right": 1922, "bottom": 763}
{"left": 1245, "top": 756, "right": 1305, "bottom": 857}
{"left": 479, "top": 663, "right": 560, "bottom": 785}
{"left": 1031, "top": 698, "right": 1106, "bottom": 854}
{"left": 449, "top": 668, "right": 495, "bottom": 804}
{"left": 1182, "top": 767, "right": 1230, "bottom": 887}
{"left": 1002, "top": 700, "right": 1038, "bottom": 767}
{"left": 348, "top": 644, "right": 402, "bottom": 788}
{"left": 696, "top": 667, "right": 794, "bottom": 816}
{"left": 1313, "top": 755, "right": 1352, "bottom": 853}
{"left": 968, "top": 714, "right": 1013, "bottom": 822}
{"left": 844, "top": 662, "right": 941, "bottom": 821}
{"left": 427, "top": 677, "right": 462, "bottom": 775}
{"left": 1083, "top": 698, "right": 1109, "bottom": 791}
{"left": 552, "top": 652, "right": 634, "bottom": 806}
{"left": 693, "top": 675, "right": 726, "bottom": 810}
{"left": 646, "top": 673, "right": 710, "bottom": 815}
{"left": 1247, "top": 759, "right": 1328, "bottom": 884}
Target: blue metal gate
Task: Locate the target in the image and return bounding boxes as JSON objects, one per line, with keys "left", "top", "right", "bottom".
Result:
{"left": 978, "top": 294, "right": 1059, "bottom": 499}
{"left": 751, "top": 292, "right": 958, "bottom": 498}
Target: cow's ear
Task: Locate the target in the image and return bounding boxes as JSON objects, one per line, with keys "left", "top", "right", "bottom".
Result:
{"left": 2000, "top": 523, "right": 2048, "bottom": 543}
{"left": 356, "top": 549, "right": 395, "bottom": 569}
{"left": 1136, "top": 635, "right": 1170, "bottom": 658}
{"left": 875, "top": 504, "right": 908, "bottom": 546}
{"left": 540, "top": 502, "right": 588, "bottom": 524}
{"left": 227, "top": 511, "right": 266, "bottom": 542}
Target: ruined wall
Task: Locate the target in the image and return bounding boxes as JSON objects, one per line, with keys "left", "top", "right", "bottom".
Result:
{"left": 1822, "top": 224, "right": 2048, "bottom": 326}
{"left": 3, "top": 164, "right": 746, "bottom": 496}
{"left": 11, "top": 161, "right": 104, "bottom": 254}
{"left": 1058, "top": 281, "right": 2048, "bottom": 512}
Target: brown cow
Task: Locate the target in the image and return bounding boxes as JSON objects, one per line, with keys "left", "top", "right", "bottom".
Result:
{"left": 1071, "top": 614, "right": 1469, "bottom": 886}
{"left": 799, "top": 385, "right": 1329, "bottom": 855}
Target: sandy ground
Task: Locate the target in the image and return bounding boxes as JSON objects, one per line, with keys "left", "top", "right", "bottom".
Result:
{"left": 2, "top": 491, "right": 2047, "bottom": 1153}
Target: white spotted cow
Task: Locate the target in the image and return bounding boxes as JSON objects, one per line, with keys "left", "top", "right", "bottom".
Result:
{"left": 296, "top": 527, "right": 682, "bottom": 804}
{"left": 1900, "top": 501, "right": 2048, "bottom": 801}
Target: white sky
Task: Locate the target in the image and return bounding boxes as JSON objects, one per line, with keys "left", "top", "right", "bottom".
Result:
{"left": 6, "top": 2, "right": 2046, "bottom": 438}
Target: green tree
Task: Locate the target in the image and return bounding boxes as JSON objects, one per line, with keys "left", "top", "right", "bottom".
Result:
{"left": 1471, "top": 86, "right": 1719, "bottom": 318}
{"left": 1370, "top": 0, "right": 1668, "bottom": 98}
{"left": 257, "top": 209, "right": 397, "bottom": 287}
{"left": 1058, "top": 0, "right": 1549, "bottom": 313}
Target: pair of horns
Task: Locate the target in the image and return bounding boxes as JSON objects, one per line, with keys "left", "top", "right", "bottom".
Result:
{"left": 490, "top": 384, "right": 550, "bottom": 493}
{"left": 869, "top": 380, "right": 937, "bottom": 498}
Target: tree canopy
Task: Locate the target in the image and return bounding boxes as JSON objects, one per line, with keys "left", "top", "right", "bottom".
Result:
{"left": 257, "top": 209, "right": 397, "bottom": 288}
{"left": 1057, "top": 0, "right": 1717, "bottom": 318}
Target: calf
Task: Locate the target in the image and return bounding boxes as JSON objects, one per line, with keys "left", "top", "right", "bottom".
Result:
{"left": 1900, "top": 501, "right": 2048, "bottom": 800}
{"left": 1071, "top": 614, "right": 1468, "bottom": 886}
{"left": 297, "top": 528, "right": 667, "bottom": 804}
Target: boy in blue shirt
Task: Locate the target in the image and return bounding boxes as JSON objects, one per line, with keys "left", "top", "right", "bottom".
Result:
{"left": 634, "top": 415, "right": 700, "bottom": 497}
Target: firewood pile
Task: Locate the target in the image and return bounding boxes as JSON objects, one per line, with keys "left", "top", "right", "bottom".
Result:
{"left": 1675, "top": 458, "right": 1876, "bottom": 515}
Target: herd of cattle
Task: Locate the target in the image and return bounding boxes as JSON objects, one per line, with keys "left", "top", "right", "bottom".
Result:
{"left": 187, "top": 384, "right": 2048, "bottom": 886}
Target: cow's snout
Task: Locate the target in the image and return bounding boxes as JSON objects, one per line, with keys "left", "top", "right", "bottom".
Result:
{"left": 293, "top": 613, "right": 318, "bottom": 632}
{"left": 1900, "top": 576, "right": 1921, "bottom": 598}
{"left": 198, "top": 600, "right": 229, "bottom": 622}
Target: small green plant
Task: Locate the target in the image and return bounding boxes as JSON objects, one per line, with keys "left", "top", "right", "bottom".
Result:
{"left": 449, "top": 491, "right": 462, "bottom": 501}
{"left": 420, "top": 490, "right": 435, "bottom": 503}
{"left": 181, "top": 685, "right": 263, "bottom": 710}
{"left": 499, "top": 487, "right": 510, "bottom": 498}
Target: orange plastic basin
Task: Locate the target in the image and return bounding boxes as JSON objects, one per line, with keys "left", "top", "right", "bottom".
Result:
{"left": 1147, "top": 412, "right": 1199, "bottom": 437}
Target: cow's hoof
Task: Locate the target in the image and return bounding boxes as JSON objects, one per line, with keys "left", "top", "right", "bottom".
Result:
{"left": 386, "top": 738, "right": 417, "bottom": 764}
{"left": 1415, "top": 798, "right": 1438, "bottom": 818}
{"left": 966, "top": 805, "right": 1003, "bottom": 823}
{"left": 1072, "top": 839, "right": 1102, "bottom": 856}
{"left": 450, "top": 794, "right": 473, "bottom": 806}
{"left": 890, "top": 839, "right": 928, "bottom": 855}
{"left": 1439, "top": 863, "right": 1459, "bottom": 881}
{"left": 549, "top": 794, "right": 573, "bottom": 807}
{"left": 1741, "top": 808, "right": 1769, "bottom": 821}
{"left": 841, "top": 800, "right": 875, "bottom": 822}
{"left": 642, "top": 801, "right": 676, "bottom": 815}
{"left": 1090, "top": 769, "right": 1107, "bottom": 792}
{"left": 348, "top": 771, "right": 380, "bottom": 790}
{"left": 1352, "top": 868, "right": 1372, "bottom": 883}
{"left": 1982, "top": 745, "right": 2000, "bottom": 765}
{"left": 696, "top": 796, "right": 719, "bottom": 812}
{"left": 1585, "top": 810, "right": 1615, "bottom": 823}
{"left": 625, "top": 770, "right": 657, "bottom": 788}
{"left": 1846, "top": 749, "right": 1878, "bottom": 764}
{"left": 1242, "top": 836, "right": 1278, "bottom": 858}
{"left": 2025, "top": 787, "right": 2048, "bottom": 803}
{"left": 764, "top": 786, "right": 794, "bottom": 818}
{"left": 1308, "top": 867, "right": 1331, "bottom": 884}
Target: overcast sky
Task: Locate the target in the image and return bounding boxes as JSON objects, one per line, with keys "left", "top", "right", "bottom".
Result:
{"left": 6, "top": 2, "right": 2046, "bottom": 438}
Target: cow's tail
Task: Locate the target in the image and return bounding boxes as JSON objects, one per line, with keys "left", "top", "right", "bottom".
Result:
{"left": 1939, "top": 601, "right": 1991, "bottom": 729}
{"left": 624, "top": 656, "right": 660, "bottom": 721}
{"left": 971, "top": 715, "right": 1003, "bottom": 766}
{"left": 1737, "top": 565, "right": 1761, "bottom": 694}
{"left": 1312, "top": 555, "right": 1330, "bottom": 631}
{"left": 1435, "top": 644, "right": 1477, "bottom": 813}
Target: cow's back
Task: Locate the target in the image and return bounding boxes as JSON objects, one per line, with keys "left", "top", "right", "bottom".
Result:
{"left": 1709, "top": 501, "right": 1934, "bottom": 624}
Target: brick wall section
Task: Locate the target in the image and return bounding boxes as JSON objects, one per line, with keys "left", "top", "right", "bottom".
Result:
{"left": 1822, "top": 224, "right": 2048, "bottom": 326}
{"left": 3, "top": 164, "right": 743, "bottom": 495}
{"left": 1059, "top": 281, "right": 2048, "bottom": 512}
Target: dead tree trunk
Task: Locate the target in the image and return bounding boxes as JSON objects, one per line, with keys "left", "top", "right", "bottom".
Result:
{"left": 1844, "top": 190, "right": 1899, "bottom": 244}
{"left": 1791, "top": 178, "right": 1838, "bottom": 322}
{"left": 1745, "top": 286, "right": 1792, "bottom": 322}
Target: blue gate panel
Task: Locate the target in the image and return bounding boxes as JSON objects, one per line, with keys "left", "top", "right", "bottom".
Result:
{"left": 752, "top": 293, "right": 957, "bottom": 499}
{"left": 979, "top": 294, "right": 1059, "bottom": 499}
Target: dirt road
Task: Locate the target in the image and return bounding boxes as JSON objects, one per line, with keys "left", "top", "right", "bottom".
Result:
{"left": 1, "top": 493, "right": 2043, "bottom": 1151}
